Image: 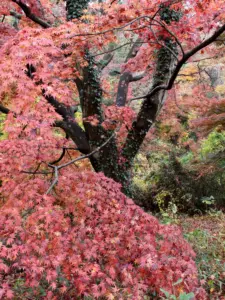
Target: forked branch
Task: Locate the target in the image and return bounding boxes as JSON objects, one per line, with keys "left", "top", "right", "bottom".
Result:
{"left": 45, "top": 131, "right": 116, "bottom": 194}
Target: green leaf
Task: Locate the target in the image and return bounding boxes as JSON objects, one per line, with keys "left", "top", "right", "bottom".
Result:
{"left": 160, "top": 288, "right": 170, "bottom": 298}
{"left": 179, "top": 292, "right": 195, "bottom": 300}
{"left": 173, "top": 278, "right": 183, "bottom": 286}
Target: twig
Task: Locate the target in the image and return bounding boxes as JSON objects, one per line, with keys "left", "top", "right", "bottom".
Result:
{"left": 22, "top": 170, "right": 53, "bottom": 175}
{"left": 46, "top": 165, "right": 58, "bottom": 195}
{"left": 65, "top": 149, "right": 79, "bottom": 169}
{"left": 49, "top": 148, "right": 66, "bottom": 165}
{"left": 69, "top": 15, "right": 158, "bottom": 39}
{"left": 45, "top": 131, "right": 117, "bottom": 194}
{"left": 92, "top": 41, "right": 145, "bottom": 57}
{"left": 58, "top": 132, "right": 116, "bottom": 170}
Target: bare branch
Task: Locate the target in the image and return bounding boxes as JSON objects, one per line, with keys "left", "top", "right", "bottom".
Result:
{"left": 58, "top": 131, "right": 116, "bottom": 170}
{"left": 131, "top": 71, "right": 146, "bottom": 82}
{"left": 116, "top": 72, "right": 146, "bottom": 106}
{"left": 116, "top": 38, "right": 143, "bottom": 107}
{"left": 54, "top": 120, "right": 90, "bottom": 154}
{"left": 22, "top": 170, "right": 53, "bottom": 175}
{"left": 43, "top": 90, "right": 74, "bottom": 120}
{"left": 92, "top": 41, "right": 145, "bottom": 58}
{"left": 10, "top": 10, "right": 22, "bottom": 19}
{"left": 190, "top": 55, "right": 221, "bottom": 63}
{"left": 69, "top": 15, "right": 156, "bottom": 39}
{"left": 49, "top": 147, "right": 66, "bottom": 165}
{"left": 24, "top": 64, "right": 90, "bottom": 154}
{"left": 22, "top": 162, "right": 53, "bottom": 175}
{"left": 46, "top": 165, "right": 58, "bottom": 194}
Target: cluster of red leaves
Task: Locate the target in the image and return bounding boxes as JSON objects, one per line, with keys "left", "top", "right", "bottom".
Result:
{"left": 189, "top": 85, "right": 225, "bottom": 135}
{"left": 103, "top": 105, "right": 135, "bottom": 129}
{"left": 102, "top": 105, "right": 136, "bottom": 147}
{"left": 0, "top": 171, "right": 206, "bottom": 299}
{"left": 0, "top": 23, "right": 17, "bottom": 48}
{"left": 145, "top": 79, "right": 225, "bottom": 151}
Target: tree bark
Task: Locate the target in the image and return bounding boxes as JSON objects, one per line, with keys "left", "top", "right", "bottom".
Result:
{"left": 122, "top": 43, "right": 176, "bottom": 166}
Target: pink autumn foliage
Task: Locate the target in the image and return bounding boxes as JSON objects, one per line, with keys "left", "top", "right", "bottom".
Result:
{"left": 0, "top": 170, "right": 206, "bottom": 299}
{"left": 2, "top": 0, "right": 223, "bottom": 297}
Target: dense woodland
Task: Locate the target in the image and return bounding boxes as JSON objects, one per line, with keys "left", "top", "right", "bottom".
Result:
{"left": 0, "top": 0, "right": 224, "bottom": 299}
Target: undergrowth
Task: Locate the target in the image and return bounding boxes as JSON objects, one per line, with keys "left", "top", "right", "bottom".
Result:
{"left": 157, "top": 210, "right": 225, "bottom": 299}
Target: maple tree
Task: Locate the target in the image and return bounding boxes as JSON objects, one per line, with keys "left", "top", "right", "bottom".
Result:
{"left": 0, "top": 0, "right": 224, "bottom": 298}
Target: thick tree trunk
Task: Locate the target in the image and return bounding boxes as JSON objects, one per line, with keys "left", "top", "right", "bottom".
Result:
{"left": 64, "top": 2, "right": 176, "bottom": 191}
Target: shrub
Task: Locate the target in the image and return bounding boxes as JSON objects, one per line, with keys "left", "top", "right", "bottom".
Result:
{"left": 0, "top": 172, "right": 206, "bottom": 299}
{"left": 131, "top": 150, "right": 225, "bottom": 212}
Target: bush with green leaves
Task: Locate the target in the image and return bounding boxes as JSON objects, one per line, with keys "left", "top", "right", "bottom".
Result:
{"left": 131, "top": 143, "right": 225, "bottom": 212}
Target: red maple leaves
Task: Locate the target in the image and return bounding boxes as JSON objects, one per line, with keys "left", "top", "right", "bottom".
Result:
{"left": 0, "top": 173, "right": 206, "bottom": 299}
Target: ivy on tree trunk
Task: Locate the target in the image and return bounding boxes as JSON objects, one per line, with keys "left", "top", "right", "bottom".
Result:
{"left": 64, "top": 1, "right": 178, "bottom": 192}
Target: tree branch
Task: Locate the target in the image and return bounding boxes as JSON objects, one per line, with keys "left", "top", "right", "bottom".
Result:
{"left": 130, "top": 71, "right": 146, "bottom": 82}
{"left": 116, "top": 72, "right": 132, "bottom": 107}
{"left": 12, "top": 0, "right": 51, "bottom": 28}
{"left": 116, "top": 71, "right": 146, "bottom": 107}
{"left": 92, "top": 41, "right": 144, "bottom": 58}
{"left": 10, "top": 10, "right": 22, "bottom": 19}
{"left": 152, "top": 19, "right": 185, "bottom": 56}
{"left": 116, "top": 38, "right": 143, "bottom": 107}
{"left": 0, "top": 104, "right": 10, "bottom": 114}
{"left": 54, "top": 120, "right": 90, "bottom": 154}
{"left": 98, "top": 52, "right": 114, "bottom": 71}
{"left": 149, "top": 25, "right": 179, "bottom": 60}
{"left": 129, "top": 23, "right": 225, "bottom": 102}
{"left": 45, "top": 131, "right": 116, "bottom": 194}
{"left": 146, "top": 23, "right": 225, "bottom": 99}
{"left": 46, "top": 165, "right": 59, "bottom": 194}
{"left": 122, "top": 41, "right": 176, "bottom": 163}
{"left": 25, "top": 64, "right": 90, "bottom": 154}
{"left": 43, "top": 90, "right": 74, "bottom": 121}
{"left": 49, "top": 147, "right": 66, "bottom": 165}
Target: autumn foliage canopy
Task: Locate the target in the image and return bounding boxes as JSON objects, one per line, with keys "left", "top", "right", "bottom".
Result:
{"left": 0, "top": 0, "right": 224, "bottom": 298}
